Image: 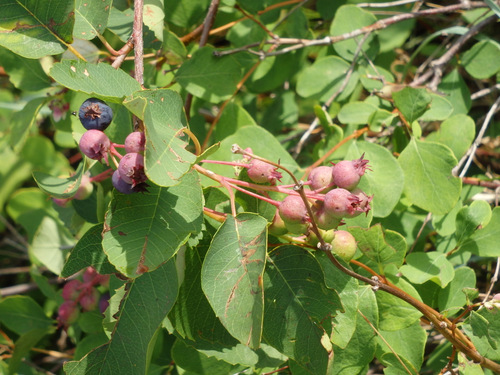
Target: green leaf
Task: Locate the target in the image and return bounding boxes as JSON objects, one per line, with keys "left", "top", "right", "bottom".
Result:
{"left": 0, "top": 47, "right": 51, "bottom": 91}
{"left": 376, "top": 275, "right": 422, "bottom": 331}
{"left": 64, "top": 259, "right": 179, "bottom": 375}
{"left": 296, "top": 56, "right": 359, "bottom": 102}
{"left": 163, "top": 30, "right": 188, "bottom": 64}
{"left": 425, "top": 114, "right": 475, "bottom": 160}
{"left": 124, "top": 89, "right": 197, "bottom": 187}
{"left": 9, "top": 97, "right": 47, "bottom": 152}
{"left": 368, "top": 108, "right": 397, "bottom": 132}
{"left": 398, "top": 139, "right": 462, "bottom": 214}
{"left": 438, "top": 69, "right": 471, "bottom": 116}
{"left": 103, "top": 172, "right": 203, "bottom": 278}
{"left": 331, "top": 287, "right": 378, "bottom": 374}
{"left": 375, "top": 321, "right": 426, "bottom": 374}
{"left": 349, "top": 225, "right": 407, "bottom": 272}
{"left": 33, "top": 162, "right": 84, "bottom": 199}
{"left": 31, "top": 215, "right": 75, "bottom": 275}
{"left": 400, "top": 252, "right": 455, "bottom": 287}
{"left": 392, "top": 87, "right": 431, "bottom": 124}
{"left": 61, "top": 223, "right": 117, "bottom": 278}
{"left": 462, "top": 40, "right": 500, "bottom": 79}
{"left": 316, "top": 251, "right": 359, "bottom": 349}
{"left": 438, "top": 266, "right": 476, "bottom": 314}
{"left": 263, "top": 246, "right": 341, "bottom": 374}
{"left": 0, "top": 0, "right": 75, "bottom": 58}
{"left": 347, "top": 141, "right": 404, "bottom": 218}
{"left": 485, "top": 0, "right": 500, "bottom": 17}
{"left": 455, "top": 200, "right": 492, "bottom": 246}
{"left": 176, "top": 46, "right": 244, "bottom": 103}
{"left": 50, "top": 60, "right": 142, "bottom": 102}
{"left": 330, "top": 5, "right": 379, "bottom": 61}
{"left": 8, "top": 327, "right": 54, "bottom": 375}
{"left": 164, "top": 0, "right": 211, "bottom": 28}
{"left": 0, "top": 296, "right": 54, "bottom": 335}
{"left": 463, "top": 309, "right": 500, "bottom": 362}
{"left": 201, "top": 213, "right": 267, "bottom": 349}
{"left": 359, "top": 65, "right": 394, "bottom": 92}
{"left": 459, "top": 206, "right": 500, "bottom": 257}
{"left": 73, "top": 0, "right": 112, "bottom": 40}
{"left": 338, "top": 101, "right": 377, "bottom": 125}
{"left": 215, "top": 100, "right": 257, "bottom": 141}
{"left": 420, "top": 93, "right": 453, "bottom": 121}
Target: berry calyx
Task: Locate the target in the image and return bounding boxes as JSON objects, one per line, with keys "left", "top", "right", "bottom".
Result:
{"left": 331, "top": 155, "right": 370, "bottom": 190}
{"left": 79, "top": 130, "right": 111, "bottom": 164}
{"left": 118, "top": 153, "right": 147, "bottom": 186}
{"left": 246, "top": 159, "right": 282, "bottom": 185}
{"left": 323, "top": 188, "right": 362, "bottom": 218}
{"left": 78, "top": 98, "right": 113, "bottom": 131}
{"left": 308, "top": 166, "right": 334, "bottom": 192}
{"left": 124, "top": 131, "right": 146, "bottom": 154}
{"left": 330, "top": 230, "right": 357, "bottom": 261}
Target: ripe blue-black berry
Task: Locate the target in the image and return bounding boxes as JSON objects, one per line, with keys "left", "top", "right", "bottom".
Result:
{"left": 78, "top": 98, "right": 113, "bottom": 131}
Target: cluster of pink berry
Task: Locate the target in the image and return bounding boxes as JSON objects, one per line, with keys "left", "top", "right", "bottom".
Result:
{"left": 245, "top": 154, "right": 372, "bottom": 261}
{"left": 77, "top": 98, "right": 148, "bottom": 194}
{"left": 57, "top": 267, "right": 110, "bottom": 327}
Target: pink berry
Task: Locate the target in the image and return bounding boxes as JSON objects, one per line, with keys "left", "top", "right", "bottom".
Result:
{"left": 124, "top": 132, "right": 146, "bottom": 154}
{"left": 246, "top": 159, "right": 282, "bottom": 185}
{"left": 79, "top": 129, "right": 111, "bottom": 164}
{"left": 118, "top": 153, "right": 147, "bottom": 186}
{"left": 331, "top": 155, "right": 370, "bottom": 190}
{"left": 62, "top": 279, "right": 82, "bottom": 301}
{"left": 331, "top": 230, "right": 357, "bottom": 261}
{"left": 312, "top": 202, "right": 342, "bottom": 230}
{"left": 323, "top": 188, "right": 362, "bottom": 218}
{"left": 308, "top": 166, "right": 334, "bottom": 192}
{"left": 278, "top": 195, "right": 309, "bottom": 234}
{"left": 79, "top": 288, "right": 100, "bottom": 311}
{"left": 58, "top": 301, "right": 80, "bottom": 325}
{"left": 74, "top": 174, "right": 93, "bottom": 200}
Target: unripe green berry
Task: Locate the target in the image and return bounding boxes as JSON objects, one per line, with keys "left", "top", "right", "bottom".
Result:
{"left": 330, "top": 230, "right": 357, "bottom": 261}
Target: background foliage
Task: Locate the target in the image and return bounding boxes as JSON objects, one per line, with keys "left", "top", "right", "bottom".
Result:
{"left": 1, "top": 0, "right": 500, "bottom": 374}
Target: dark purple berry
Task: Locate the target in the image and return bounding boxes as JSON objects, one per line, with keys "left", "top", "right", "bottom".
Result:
{"left": 112, "top": 170, "right": 134, "bottom": 194}
{"left": 308, "top": 166, "right": 334, "bottom": 192}
{"left": 246, "top": 159, "right": 282, "bottom": 185}
{"left": 79, "top": 130, "right": 111, "bottom": 164}
{"left": 118, "top": 153, "right": 147, "bottom": 186}
{"left": 125, "top": 132, "right": 146, "bottom": 154}
{"left": 78, "top": 98, "right": 113, "bottom": 131}
{"left": 331, "top": 155, "right": 370, "bottom": 190}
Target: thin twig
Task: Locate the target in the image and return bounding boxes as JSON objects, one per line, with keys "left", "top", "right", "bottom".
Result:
{"left": 133, "top": 0, "right": 144, "bottom": 86}
{"left": 483, "top": 259, "right": 500, "bottom": 303}
{"left": 357, "top": 0, "right": 421, "bottom": 7}
{"left": 471, "top": 84, "right": 500, "bottom": 100}
{"left": 455, "top": 96, "right": 500, "bottom": 177}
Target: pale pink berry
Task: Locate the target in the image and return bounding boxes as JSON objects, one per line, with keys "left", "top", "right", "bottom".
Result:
{"left": 58, "top": 301, "right": 80, "bottom": 325}
{"left": 62, "top": 279, "right": 82, "bottom": 301}
{"left": 323, "top": 188, "right": 362, "bottom": 218}
{"left": 279, "top": 195, "right": 309, "bottom": 234}
{"left": 308, "top": 166, "right": 334, "bottom": 192}
{"left": 312, "top": 202, "right": 342, "bottom": 230}
{"left": 246, "top": 159, "right": 282, "bottom": 185}
{"left": 331, "top": 230, "right": 357, "bottom": 261}
{"left": 79, "top": 129, "right": 111, "bottom": 164}
{"left": 74, "top": 174, "right": 93, "bottom": 200}
{"left": 331, "top": 155, "right": 370, "bottom": 190}
{"left": 79, "top": 288, "right": 100, "bottom": 311}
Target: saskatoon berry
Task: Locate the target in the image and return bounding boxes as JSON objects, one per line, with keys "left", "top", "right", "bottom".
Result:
{"left": 78, "top": 98, "right": 113, "bottom": 131}
{"left": 331, "top": 155, "right": 370, "bottom": 191}
{"left": 62, "top": 279, "right": 82, "bottom": 301}
{"left": 58, "top": 301, "right": 80, "bottom": 325}
{"left": 74, "top": 174, "right": 93, "bottom": 200}
{"left": 118, "top": 152, "right": 147, "bottom": 186}
{"left": 330, "top": 230, "right": 357, "bottom": 261}
{"left": 125, "top": 131, "right": 146, "bottom": 154}
{"left": 312, "top": 202, "right": 342, "bottom": 230}
{"left": 80, "top": 288, "right": 100, "bottom": 311}
{"left": 306, "top": 228, "right": 335, "bottom": 248}
{"left": 79, "top": 129, "right": 111, "bottom": 163}
{"left": 112, "top": 170, "right": 134, "bottom": 194}
{"left": 269, "top": 209, "right": 288, "bottom": 236}
{"left": 246, "top": 159, "right": 282, "bottom": 185}
{"left": 278, "top": 195, "right": 309, "bottom": 234}
{"left": 323, "top": 188, "right": 362, "bottom": 219}
{"left": 308, "top": 166, "right": 334, "bottom": 192}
